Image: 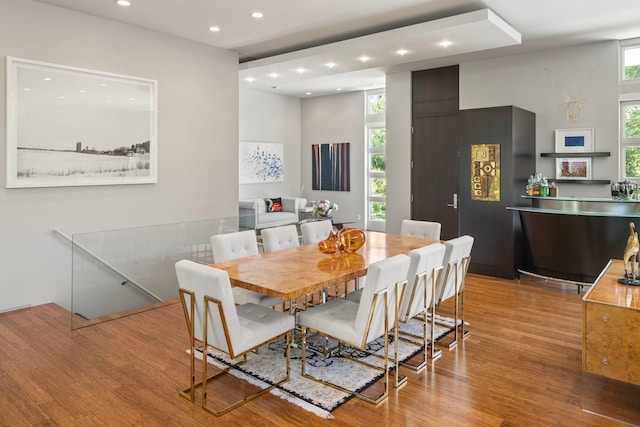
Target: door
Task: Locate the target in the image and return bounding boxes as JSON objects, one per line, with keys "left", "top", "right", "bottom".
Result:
{"left": 411, "top": 115, "right": 459, "bottom": 239}
{"left": 411, "top": 66, "right": 460, "bottom": 240}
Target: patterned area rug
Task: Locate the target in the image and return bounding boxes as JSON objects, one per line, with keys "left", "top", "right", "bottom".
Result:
{"left": 192, "top": 315, "right": 458, "bottom": 419}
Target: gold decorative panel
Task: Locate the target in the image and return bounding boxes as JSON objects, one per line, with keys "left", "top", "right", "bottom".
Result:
{"left": 471, "top": 144, "right": 500, "bottom": 202}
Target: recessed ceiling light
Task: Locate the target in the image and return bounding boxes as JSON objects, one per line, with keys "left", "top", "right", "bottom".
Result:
{"left": 306, "top": 92, "right": 312, "bottom": 96}
{"left": 325, "top": 62, "right": 336, "bottom": 68}
{"left": 44, "top": 77, "right": 52, "bottom": 81}
{"left": 268, "top": 72, "right": 279, "bottom": 79}
{"left": 116, "top": 0, "right": 131, "bottom": 6}
{"left": 59, "top": 96, "right": 65, "bottom": 99}
{"left": 79, "top": 90, "right": 86, "bottom": 93}
{"left": 251, "top": 11, "right": 264, "bottom": 19}
{"left": 208, "top": 26, "right": 221, "bottom": 32}
{"left": 295, "top": 67, "right": 306, "bottom": 74}
{"left": 245, "top": 77, "right": 255, "bottom": 83}
{"left": 100, "top": 83, "right": 107, "bottom": 87}
{"left": 336, "top": 88, "right": 343, "bottom": 91}
{"left": 358, "top": 55, "right": 370, "bottom": 63}
{"left": 396, "top": 49, "right": 409, "bottom": 56}
{"left": 439, "top": 40, "right": 452, "bottom": 48}
{"left": 128, "top": 97, "right": 135, "bottom": 101}
{"left": 23, "top": 88, "right": 30, "bottom": 91}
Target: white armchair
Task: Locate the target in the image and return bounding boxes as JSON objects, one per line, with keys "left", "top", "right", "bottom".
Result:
{"left": 300, "top": 219, "right": 333, "bottom": 245}
{"left": 175, "top": 260, "right": 294, "bottom": 416}
{"left": 435, "top": 235, "right": 474, "bottom": 349}
{"left": 260, "top": 224, "right": 300, "bottom": 253}
{"left": 298, "top": 254, "right": 410, "bottom": 403}
{"left": 239, "top": 197, "right": 306, "bottom": 230}
{"left": 400, "top": 219, "right": 442, "bottom": 240}
{"left": 210, "top": 230, "right": 282, "bottom": 307}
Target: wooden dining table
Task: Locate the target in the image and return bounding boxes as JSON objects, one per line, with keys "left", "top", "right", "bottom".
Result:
{"left": 209, "top": 230, "right": 437, "bottom": 303}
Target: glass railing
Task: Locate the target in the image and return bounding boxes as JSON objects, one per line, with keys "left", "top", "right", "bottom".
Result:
{"left": 69, "top": 215, "right": 252, "bottom": 330}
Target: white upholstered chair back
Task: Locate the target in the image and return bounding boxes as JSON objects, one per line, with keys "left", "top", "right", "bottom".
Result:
{"left": 175, "top": 260, "right": 241, "bottom": 354}
{"left": 400, "top": 243, "right": 446, "bottom": 322}
{"left": 436, "top": 235, "right": 474, "bottom": 304}
{"left": 400, "top": 219, "right": 442, "bottom": 240}
{"left": 300, "top": 220, "right": 333, "bottom": 245}
{"left": 261, "top": 224, "right": 300, "bottom": 253}
{"left": 355, "top": 254, "right": 410, "bottom": 345}
{"left": 210, "top": 230, "right": 281, "bottom": 307}
{"left": 210, "top": 230, "right": 259, "bottom": 262}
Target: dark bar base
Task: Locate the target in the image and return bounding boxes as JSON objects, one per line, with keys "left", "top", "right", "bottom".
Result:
{"left": 518, "top": 210, "right": 631, "bottom": 284}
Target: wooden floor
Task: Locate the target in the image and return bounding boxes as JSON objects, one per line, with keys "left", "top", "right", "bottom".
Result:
{"left": 0, "top": 274, "right": 634, "bottom": 426}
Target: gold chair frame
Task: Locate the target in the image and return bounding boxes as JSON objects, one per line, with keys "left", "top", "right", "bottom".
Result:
{"left": 396, "top": 264, "right": 444, "bottom": 371}
{"left": 436, "top": 255, "right": 471, "bottom": 350}
{"left": 178, "top": 288, "right": 291, "bottom": 416}
{"left": 301, "top": 281, "right": 406, "bottom": 404}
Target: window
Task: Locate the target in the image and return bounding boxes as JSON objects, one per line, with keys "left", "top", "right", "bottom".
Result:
{"left": 365, "top": 90, "right": 386, "bottom": 231}
{"left": 622, "top": 101, "right": 640, "bottom": 179}
{"left": 622, "top": 42, "right": 640, "bottom": 81}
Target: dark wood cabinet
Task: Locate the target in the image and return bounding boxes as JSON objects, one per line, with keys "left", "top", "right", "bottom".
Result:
{"left": 459, "top": 106, "right": 535, "bottom": 279}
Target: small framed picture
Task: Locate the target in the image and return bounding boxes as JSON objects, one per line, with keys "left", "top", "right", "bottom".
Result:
{"left": 554, "top": 128, "right": 594, "bottom": 153}
{"left": 555, "top": 158, "right": 592, "bottom": 180}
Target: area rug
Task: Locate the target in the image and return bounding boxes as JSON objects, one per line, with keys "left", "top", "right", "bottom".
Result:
{"left": 192, "top": 315, "right": 458, "bottom": 419}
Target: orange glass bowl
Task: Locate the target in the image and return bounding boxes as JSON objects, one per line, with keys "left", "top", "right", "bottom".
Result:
{"left": 337, "top": 228, "right": 366, "bottom": 253}
{"left": 317, "top": 230, "right": 340, "bottom": 254}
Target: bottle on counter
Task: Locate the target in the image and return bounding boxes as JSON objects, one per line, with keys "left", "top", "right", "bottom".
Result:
{"left": 532, "top": 173, "right": 541, "bottom": 196}
{"left": 526, "top": 175, "right": 534, "bottom": 196}
{"left": 539, "top": 176, "right": 549, "bottom": 197}
{"left": 549, "top": 181, "right": 558, "bottom": 197}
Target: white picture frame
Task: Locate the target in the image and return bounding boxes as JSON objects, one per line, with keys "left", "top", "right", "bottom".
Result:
{"left": 554, "top": 128, "right": 594, "bottom": 153}
{"left": 6, "top": 57, "right": 157, "bottom": 188}
{"left": 239, "top": 142, "right": 284, "bottom": 184}
{"left": 555, "top": 157, "right": 592, "bottom": 180}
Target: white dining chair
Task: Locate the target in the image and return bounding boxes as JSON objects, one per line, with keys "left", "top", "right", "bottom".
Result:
{"left": 400, "top": 219, "right": 442, "bottom": 240}
{"left": 211, "top": 230, "right": 282, "bottom": 307}
{"left": 397, "top": 243, "right": 446, "bottom": 368}
{"left": 298, "top": 254, "right": 410, "bottom": 401}
{"left": 175, "top": 259, "right": 294, "bottom": 416}
{"left": 347, "top": 243, "right": 446, "bottom": 368}
{"left": 435, "top": 235, "right": 474, "bottom": 349}
{"left": 260, "top": 224, "right": 300, "bottom": 253}
{"left": 300, "top": 219, "right": 333, "bottom": 245}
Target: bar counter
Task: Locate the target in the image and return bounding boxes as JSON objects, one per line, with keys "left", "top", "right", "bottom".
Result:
{"left": 507, "top": 196, "right": 640, "bottom": 284}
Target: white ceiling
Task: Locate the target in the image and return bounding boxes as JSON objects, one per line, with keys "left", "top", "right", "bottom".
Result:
{"left": 34, "top": 0, "right": 640, "bottom": 98}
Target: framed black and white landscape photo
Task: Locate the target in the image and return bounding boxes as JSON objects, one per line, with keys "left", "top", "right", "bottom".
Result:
{"left": 5, "top": 57, "right": 157, "bottom": 188}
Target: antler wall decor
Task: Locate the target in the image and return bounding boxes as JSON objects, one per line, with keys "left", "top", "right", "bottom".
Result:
{"left": 544, "top": 60, "right": 602, "bottom": 123}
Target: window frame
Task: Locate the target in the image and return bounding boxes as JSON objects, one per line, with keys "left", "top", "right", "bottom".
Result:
{"left": 621, "top": 38, "right": 640, "bottom": 82}
{"left": 621, "top": 99, "right": 640, "bottom": 180}
{"left": 365, "top": 89, "right": 386, "bottom": 232}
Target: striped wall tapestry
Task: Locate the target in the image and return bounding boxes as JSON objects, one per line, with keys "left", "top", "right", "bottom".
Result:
{"left": 312, "top": 142, "right": 350, "bottom": 191}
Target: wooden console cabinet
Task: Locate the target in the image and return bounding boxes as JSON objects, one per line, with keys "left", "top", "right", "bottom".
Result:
{"left": 583, "top": 259, "right": 640, "bottom": 386}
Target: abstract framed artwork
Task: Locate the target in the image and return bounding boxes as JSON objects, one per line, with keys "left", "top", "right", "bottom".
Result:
{"left": 239, "top": 142, "right": 284, "bottom": 184}
{"left": 555, "top": 157, "right": 592, "bottom": 180}
{"left": 5, "top": 57, "right": 157, "bottom": 188}
{"left": 554, "top": 128, "right": 594, "bottom": 153}
{"left": 470, "top": 143, "right": 500, "bottom": 201}
{"left": 312, "top": 143, "right": 350, "bottom": 191}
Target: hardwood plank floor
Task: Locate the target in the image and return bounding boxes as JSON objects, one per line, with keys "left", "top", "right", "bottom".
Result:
{"left": 0, "top": 274, "right": 634, "bottom": 426}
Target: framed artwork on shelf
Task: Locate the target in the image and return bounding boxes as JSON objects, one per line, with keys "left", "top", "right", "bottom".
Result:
{"left": 555, "top": 157, "right": 592, "bottom": 180}
{"left": 5, "top": 57, "right": 157, "bottom": 188}
{"left": 554, "top": 128, "right": 594, "bottom": 153}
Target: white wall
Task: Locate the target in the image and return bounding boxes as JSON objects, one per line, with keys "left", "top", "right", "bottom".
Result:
{"left": 0, "top": 0, "right": 239, "bottom": 312}
{"left": 460, "top": 41, "right": 620, "bottom": 198}
{"left": 300, "top": 92, "right": 365, "bottom": 228}
{"left": 384, "top": 41, "right": 622, "bottom": 228}
{"left": 385, "top": 71, "right": 412, "bottom": 234}
{"left": 239, "top": 89, "right": 301, "bottom": 200}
